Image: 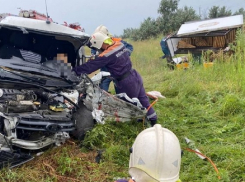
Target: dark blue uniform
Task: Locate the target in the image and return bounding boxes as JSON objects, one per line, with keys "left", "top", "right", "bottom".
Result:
{"left": 74, "top": 41, "right": 157, "bottom": 123}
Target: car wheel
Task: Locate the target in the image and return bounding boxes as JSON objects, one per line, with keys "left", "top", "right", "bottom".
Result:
{"left": 71, "top": 101, "right": 95, "bottom": 140}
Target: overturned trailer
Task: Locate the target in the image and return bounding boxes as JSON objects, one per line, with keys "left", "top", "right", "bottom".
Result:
{"left": 167, "top": 15, "right": 244, "bottom": 57}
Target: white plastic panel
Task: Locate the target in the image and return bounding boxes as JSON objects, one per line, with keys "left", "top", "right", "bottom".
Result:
{"left": 177, "top": 15, "right": 244, "bottom": 36}
{"left": 167, "top": 38, "right": 181, "bottom": 57}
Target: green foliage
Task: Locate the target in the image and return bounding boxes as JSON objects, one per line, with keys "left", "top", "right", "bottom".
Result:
{"left": 236, "top": 29, "right": 245, "bottom": 52}
{"left": 55, "top": 147, "right": 77, "bottom": 175}
{"left": 208, "top": 6, "right": 232, "bottom": 18}
{"left": 82, "top": 121, "right": 142, "bottom": 150}
{"left": 219, "top": 94, "right": 245, "bottom": 116}
{"left": 158, "top": 0, "right": 179, "bottom": 16}
{"left": 123, "top": 2, "right": 243, "bottom": 41}
{"left": 122, "top": 0, "right": 200, "bottom": 40}
{"left": 1, "top": 26, "right": 245, "bottom": 182}
{"left": 169, "top": 6, "right": 200, "bottom": 33}
{"left": 0, "top": 169, "right": 22, "bottom": 181}
{"left": 138, "top": 17, "right": 160, "bottom": 40}
{"left": 158, "top": 0, "right": 179, "bottom": 33}
{"left": 122, "top": 28, "right": 141, "bottom": 41}
{"left": 122, "top": 18, "right": 160, "bottom": 41}
{"left": 103, "top": 144, "right": 129, "bottom": 167}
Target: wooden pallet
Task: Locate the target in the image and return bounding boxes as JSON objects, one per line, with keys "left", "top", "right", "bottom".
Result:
{"left": 213, "top": 36, "right": 226, "bottom": 48}
{"left": 177, "top": 40, "right": 196, "bottom": 48}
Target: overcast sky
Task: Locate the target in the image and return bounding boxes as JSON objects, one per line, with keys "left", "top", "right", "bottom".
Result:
{"left": 0, "top": 0, "right": 243, "bottom": 36}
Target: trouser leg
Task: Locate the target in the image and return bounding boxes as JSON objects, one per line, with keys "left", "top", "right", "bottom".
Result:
{"left": 137, "top": 85, "right": 157, "bottom": 125}
{"left": 116, "top": 70, "right": 157, "bottom": 125}
{"left": 100, "top": 66, "right": 112, "bottom": 92}
{"left": 166, "top": 55, "right": 175, "bottom": 70}
{"left": 100, "top": 77, "right": 111, "bottom": 92}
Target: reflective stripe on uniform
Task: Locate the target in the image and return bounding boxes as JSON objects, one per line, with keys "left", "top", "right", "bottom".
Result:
{"left": 99, "top": 41, "right": 124, "bottom": 57}
{"left": 147, "top": 112, "right": 157, "bottom": 120}
{"left": 112, "top": 37, "right": 122, "bottom": 42}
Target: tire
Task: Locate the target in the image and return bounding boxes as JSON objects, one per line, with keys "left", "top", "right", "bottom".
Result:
{"left": 71, "top": 101, "right": 95, "bottom": 140}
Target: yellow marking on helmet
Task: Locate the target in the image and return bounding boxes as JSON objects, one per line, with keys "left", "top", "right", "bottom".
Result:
{"left": 103, "top": 38, "right": 113, "bottom": 45}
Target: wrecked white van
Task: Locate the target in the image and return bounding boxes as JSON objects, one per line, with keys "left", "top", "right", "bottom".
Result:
{"left": 0, "top": 14, "right": 147, "bottom": 168}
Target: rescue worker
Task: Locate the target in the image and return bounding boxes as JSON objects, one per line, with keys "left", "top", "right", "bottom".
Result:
{"left": 91, "top": 25, "right": 133, "bottom": 92}
{"left": 160, "top": 35, "right": 175, "bottom": 70}
{"left": 93, "top": 25, "right": 133, "bottom": 56}
{"left": 73, "top": 31, "right": 157, "bottom": 126}
{"left": 115, "top": 124, "right": 182, "bottom": 182}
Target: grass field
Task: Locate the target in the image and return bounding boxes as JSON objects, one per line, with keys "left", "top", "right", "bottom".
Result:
{"left": 1, "top": 31, "right": 245, "bottom": 182}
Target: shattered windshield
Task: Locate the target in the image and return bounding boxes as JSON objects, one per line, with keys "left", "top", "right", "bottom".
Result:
{"left": 0, "top": 27, "right": 85, "bottom": 84}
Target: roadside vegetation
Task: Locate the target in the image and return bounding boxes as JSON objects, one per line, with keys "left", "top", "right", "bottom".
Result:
{"left": 0, "top": 29, "right": 244, "bottom": 182}
{"left": 122, "top": 0, "right": 245, "bottom": 41}
{"left": 1, "top": 2, "right": 245, "bottom": 181}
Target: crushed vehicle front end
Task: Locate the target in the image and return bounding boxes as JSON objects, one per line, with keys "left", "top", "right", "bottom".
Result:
{"left": 0, "top": 15, "right": 90, "bottom": 167}
{"left": 0, "top": 15, "right": 147, "bottom": 168}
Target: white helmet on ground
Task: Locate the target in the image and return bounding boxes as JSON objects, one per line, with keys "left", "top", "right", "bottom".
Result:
{"left": 94, "top": 25, "right": 112, "bottom": 37}
{"left": 129, "top": 124, "right": 181, "bottom": 182}
{"left": 90, "top": 31, "right": 110, "bottom": 49}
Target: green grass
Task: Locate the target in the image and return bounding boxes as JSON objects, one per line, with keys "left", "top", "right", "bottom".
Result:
{"left": 1, "top": 33, "right": 245, "bottom": 181}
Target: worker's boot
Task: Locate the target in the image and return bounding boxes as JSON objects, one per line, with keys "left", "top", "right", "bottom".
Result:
{"left": 166, "top": 56, "right": 175, "bottom": 70}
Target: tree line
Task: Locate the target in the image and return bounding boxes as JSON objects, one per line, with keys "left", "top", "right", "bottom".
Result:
{"left": 122, "top": 0, "right": 245, "bottom": 41}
